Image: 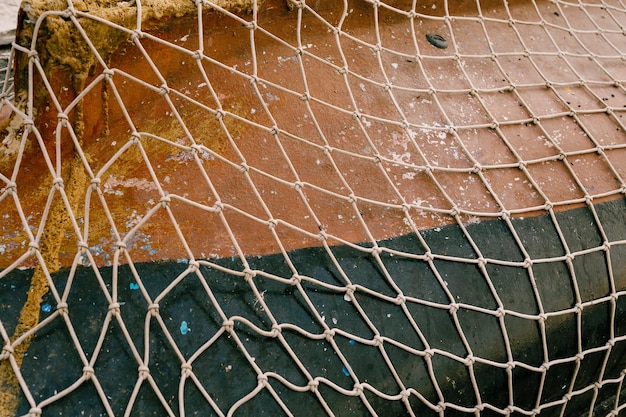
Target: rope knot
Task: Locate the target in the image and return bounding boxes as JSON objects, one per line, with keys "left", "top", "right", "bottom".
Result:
{"left": 148, "top": 303, "right": 159, "bottom": 316}
{"left": 160, "top": 195, "right": 171, "bottom": 207}
{"left": 449, "top": 303, "right": 459, "bottom": 314}
{"left": 308, "top": 379, "right": 319, "bottom": 392}
{"left": 83, "top": 366, "right": 94, "bottom": 379}
{"left": 114, "top": 241, "right": 127, "bottom": 251}
{"left": 28, "top": 408, "right": 42, "bottom": 416}
{"left": 353, "top": 383, "right": 363, "bottom": 395}
{"left": 181, "top": 362, "right": 193, "bottom": 377}
{"left": 188, "top": 259, "right": 199, "bottom": 272}
{"left": 159, "top": 84, "right": 170, "bottom": 96}
{"left": 56, "top": 302, "right": 69, "bottom": 315}
{"left": 108, "top": 302, "right": 121, "bottom": 314}
{"left": 138, "top": 365, "right": 150, "bottom": 378}
{"left": 52, "top": 177, "right": 64, "bottom": 188}
{"left": 1, "top": 344, "right": 14, "bottom": 358}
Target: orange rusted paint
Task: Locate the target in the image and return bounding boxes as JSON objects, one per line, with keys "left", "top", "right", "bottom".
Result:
{"left": 1, "top": 0, "right": 625, "bottom": 269}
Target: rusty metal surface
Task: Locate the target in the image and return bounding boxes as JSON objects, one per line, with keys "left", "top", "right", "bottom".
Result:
{"left": 0, "top": 0, "right": 625, "bottom": 269}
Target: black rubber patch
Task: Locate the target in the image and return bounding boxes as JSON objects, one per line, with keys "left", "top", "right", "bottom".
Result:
{"left": 5, "top": 197, "right": 626, "bottom": 416}
{"left": 426, "top": 33, "right": 448, "bottom": 49}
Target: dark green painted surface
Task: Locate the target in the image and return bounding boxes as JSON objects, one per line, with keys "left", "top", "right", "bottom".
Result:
{"left": 3, "top": 197, "right": 626, "bottom": 416}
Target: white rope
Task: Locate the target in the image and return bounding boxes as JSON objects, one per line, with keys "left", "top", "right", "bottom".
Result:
{"left": 1, "top": 1, "right": 626, "bottom": 416}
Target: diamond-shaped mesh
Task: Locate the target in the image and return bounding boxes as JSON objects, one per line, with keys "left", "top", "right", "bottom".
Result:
{"left": 2, "top": 0, "right": 626, "bottom": 416}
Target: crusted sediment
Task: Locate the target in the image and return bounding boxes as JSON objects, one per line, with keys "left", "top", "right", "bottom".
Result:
{"left": 15, "top": 0, "right": 258, "bottom": 94}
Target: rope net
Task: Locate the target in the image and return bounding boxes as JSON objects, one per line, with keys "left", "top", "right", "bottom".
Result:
{"left": 1, "top": 0, "right": 626, "bottom": 416}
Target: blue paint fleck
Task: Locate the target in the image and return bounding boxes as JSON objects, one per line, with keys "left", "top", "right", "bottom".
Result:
{"left": 129, "top": 283, "right": 139, "bottom": 290}
{"left": 349, "top": 339, "right": 356, "bottom": 345}
{"left": 41, "top": 303, "right": 52, "bottom": 313}
{"left": 342, "top": 365, "right": 351, "bottom": 376}
{"left": 80, "top": 253, "right": 91, "bottom": 267}
{"left": 180, "top": 321, "right": 189, "bottom": 335}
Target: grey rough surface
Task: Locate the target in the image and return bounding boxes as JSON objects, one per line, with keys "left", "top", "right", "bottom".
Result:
{"left": 0, "top": 0, "right": 17, "bottom": 82}
{"left": 0, "top": 0, "right": 20, "bottom": 34}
